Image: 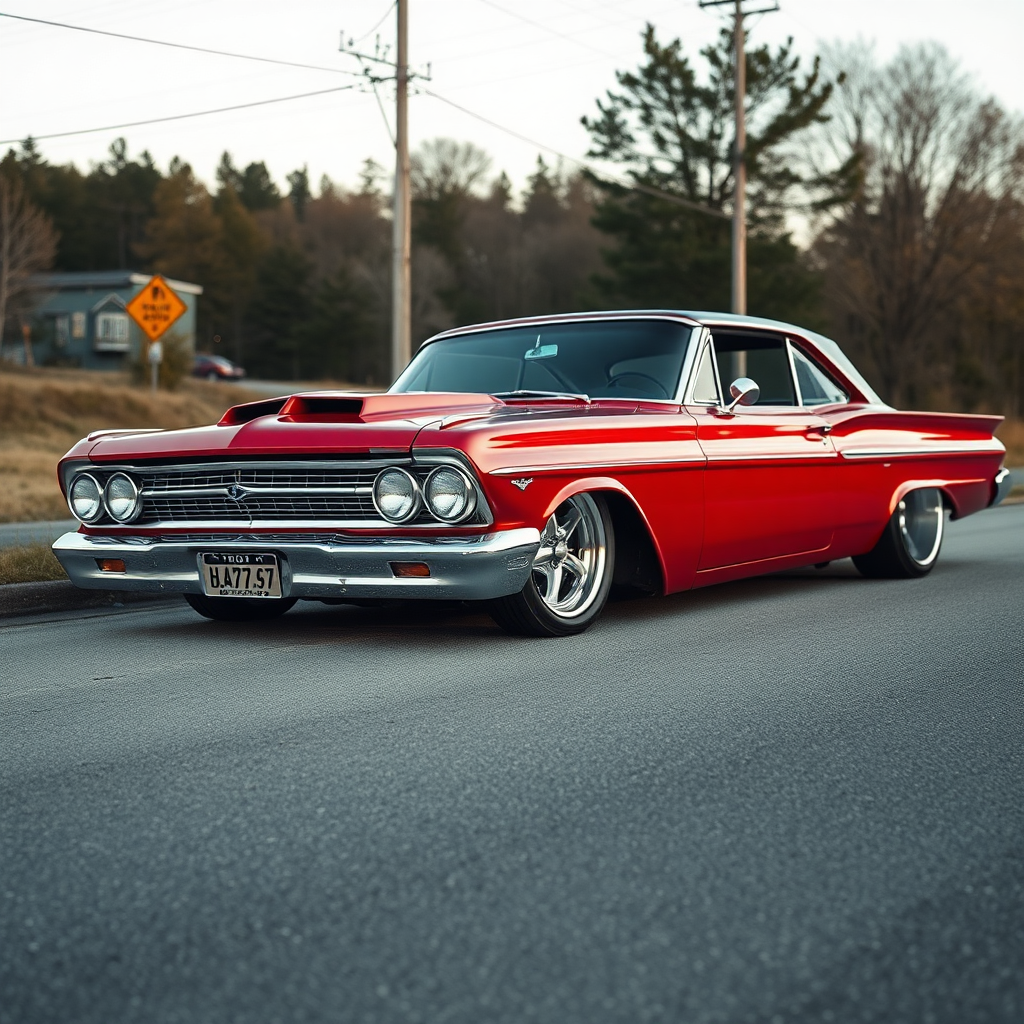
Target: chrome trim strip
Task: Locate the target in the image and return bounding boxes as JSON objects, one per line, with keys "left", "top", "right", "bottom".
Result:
{"left": 88, "top": 458, "right": 412, "bottom": 475}
{"left": 80, "top": 518, "right": 487, "bottom": 534}
{"left": 704, "top": 452, "right": 837, "bottom": 462}
{"left": 491, "top": 456, "right": 705, "bottom": 476}
{"left": 840, "top": 444, "right": 1005, "bottom": 459}
{"left": 139, "top": 485, "right": 374, "bottom": 498}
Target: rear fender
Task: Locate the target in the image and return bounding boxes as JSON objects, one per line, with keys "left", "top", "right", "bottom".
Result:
{"left": 889, "top": 479, "right": 972, "bottom": 520}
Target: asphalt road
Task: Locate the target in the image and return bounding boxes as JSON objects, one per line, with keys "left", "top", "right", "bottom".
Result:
{"left": 2, "top": 506, "right": 1022, "bottom": 1024}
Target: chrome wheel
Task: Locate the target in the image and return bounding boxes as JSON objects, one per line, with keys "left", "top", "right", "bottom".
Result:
{"left": 853, "top": 486, "right": 945, "bottom": 579}
{"left": 530, "top": 493, "right": 608, "bottom": 619}
{"left": 897, "top": 487, "right": 943, "bottom": 567}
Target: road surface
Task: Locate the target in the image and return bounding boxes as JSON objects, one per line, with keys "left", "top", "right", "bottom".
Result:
{"left": 2, "top": 505, "right": 1022, "bottom": 1023}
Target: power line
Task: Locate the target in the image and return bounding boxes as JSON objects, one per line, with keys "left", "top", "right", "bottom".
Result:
{"left": 0, "top": 85, "right": 357, "bottom": 145}
{"left": 350, "top": 1, "right": 397, "bottom": 46}
{"left": 475, "top": 0, "right": 618, "bottom": 58}
{"left": 0, "top": 11, "right": 362, "bottom": 77}
{"left": 422, "top": 89, "right": 730, "bottom": 220}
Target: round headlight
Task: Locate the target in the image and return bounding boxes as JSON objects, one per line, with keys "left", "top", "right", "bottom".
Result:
{"left": 372, "top": 468, "right": 421, "bottom": 523}
{"left": 103, "top": 472, "right": 141, "bottom": 523}
{"left": 424, "top": 466, "right": 476, "bottom": 523}
{"left": 69, "top": 473, "right": 104, "bottom": 523}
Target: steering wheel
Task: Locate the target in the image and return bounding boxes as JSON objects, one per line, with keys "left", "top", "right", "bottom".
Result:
{"left": 605, "top": 372, "right": 671, "bottom": 399}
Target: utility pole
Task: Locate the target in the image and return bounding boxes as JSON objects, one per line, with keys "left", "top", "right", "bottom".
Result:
{"left": 731, "top": 0, "right": 746, "bottom": 316}
{"left": 391, "top": 0, "right": 411, "bottom": 381}
{"left": 699, "top": 0, "right": 778, "bottom": 316}
{"left": 340, "top": 3, "right": 426, "bottom": 382}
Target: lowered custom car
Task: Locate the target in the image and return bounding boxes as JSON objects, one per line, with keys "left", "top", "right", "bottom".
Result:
{"left": 53, "top": 311, "right": 1011, "bottom": 636}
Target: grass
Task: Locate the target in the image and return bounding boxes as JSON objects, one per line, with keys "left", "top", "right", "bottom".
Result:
{"left": 0, "top": 543, "right": 68, "bottom": 585}
{"left": 995, "top": 418, "right": 1024, "bottom": 468}
{"left": 0, "top": 364, "right": 265, "bottom": 522}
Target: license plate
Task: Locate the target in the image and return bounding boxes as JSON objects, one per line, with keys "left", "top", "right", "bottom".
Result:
{"left": 200, "top": 552, "right": 282, "bottom": 598}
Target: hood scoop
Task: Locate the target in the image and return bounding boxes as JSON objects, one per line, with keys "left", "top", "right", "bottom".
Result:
{"left": 219, "top": 391, "right": 501, "bottom": 426}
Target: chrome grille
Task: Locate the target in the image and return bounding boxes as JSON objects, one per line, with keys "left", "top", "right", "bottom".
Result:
{"left": 135, "top": 462, "right": 383, "bottom": 525}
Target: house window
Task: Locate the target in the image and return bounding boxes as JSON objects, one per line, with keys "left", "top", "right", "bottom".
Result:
{"left": 71, "top": 311, "right": 86, "bottom": 339}
{"left": 94, "top": 312, "right": 130, "bottom": 352}
{"left": 54, "top": 314, "right": 70, "bottom": 348}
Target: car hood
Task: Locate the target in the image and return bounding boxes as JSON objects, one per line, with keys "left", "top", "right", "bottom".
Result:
{"left": 82, "top": 392, "right": 504, "bottom": 462}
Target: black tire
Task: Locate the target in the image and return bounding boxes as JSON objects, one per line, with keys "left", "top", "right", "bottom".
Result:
{"left": 853, "top": 487, "right": 945, "bottom": 579}
{"left": 489, "top": 493, "right": 615, "bottom": 637}
{"left": 184, "top": 593, "right": 297, "bottom": 621}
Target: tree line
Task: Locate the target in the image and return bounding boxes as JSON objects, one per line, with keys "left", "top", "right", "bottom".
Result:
{"left": 1, "top": 26, "right": 1021, "bottom": 414}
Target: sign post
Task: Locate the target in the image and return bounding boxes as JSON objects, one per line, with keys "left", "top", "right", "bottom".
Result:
{"left": 125, "top": 275, "right": 188, "bottom": 390}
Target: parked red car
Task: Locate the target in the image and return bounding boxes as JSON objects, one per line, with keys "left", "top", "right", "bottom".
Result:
{"left": 54, "top": 311, "right": 1009, "bottom": 635}
{"left": 193, "top": 354, "right": 245, "bottom": 382}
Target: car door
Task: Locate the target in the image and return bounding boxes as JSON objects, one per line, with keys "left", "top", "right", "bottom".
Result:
{"left": 684, "top": 329, "right": 839, "bottom": 570}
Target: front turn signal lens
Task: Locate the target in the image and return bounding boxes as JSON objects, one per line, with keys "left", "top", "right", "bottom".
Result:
{"left": 390, "top": 562, "right": 430, "bottom": 578}
{"left": 96, "top": 559, "right": 126, "bottom": 573}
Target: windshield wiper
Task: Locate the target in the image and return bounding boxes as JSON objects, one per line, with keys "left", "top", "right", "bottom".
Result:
{"left": 492, "top": 390, "right": 591, "bottom": 402}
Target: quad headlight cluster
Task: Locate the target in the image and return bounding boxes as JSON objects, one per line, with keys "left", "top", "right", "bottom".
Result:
{"left": 372, "top": 465, "right": 478, "bottom": 525}
{"left": 68, "top": 471, "right": 142, "bottom": 524}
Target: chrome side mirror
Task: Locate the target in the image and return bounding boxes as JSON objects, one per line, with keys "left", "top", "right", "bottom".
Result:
{"left": 717, "top": 377, "right": 760, "bottom": 416}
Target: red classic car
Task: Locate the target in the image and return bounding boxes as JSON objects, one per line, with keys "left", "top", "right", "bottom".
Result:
{"left": 53, "top": 311, "right": 1010, "bottom": 636}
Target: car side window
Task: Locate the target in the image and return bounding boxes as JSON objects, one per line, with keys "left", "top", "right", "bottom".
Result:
{"left": 790, "top": 344, "right": 849, "bottom": 405}
{"left": 713, "top": 334, "right": 796, "bottom": 405}
{"left": 690, "top": 342, "right": 721, "bottom": 404}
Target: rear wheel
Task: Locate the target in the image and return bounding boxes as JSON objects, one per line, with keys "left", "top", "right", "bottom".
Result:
{"left": 184, "top": 593, "right": 297, "bottom": 621}
{"left": 489, "top": 493, "right": 614, "bottom": 636}
{"left": 853, "top": 487, "right": 945, "bottom": 579}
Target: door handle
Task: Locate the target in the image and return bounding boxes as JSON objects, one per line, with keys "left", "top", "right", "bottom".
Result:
{"left": 805, "top": 423, "right": 832, "bottom": 435}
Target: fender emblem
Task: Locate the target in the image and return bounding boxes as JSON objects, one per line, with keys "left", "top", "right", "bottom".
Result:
{"left": 511, "top": 477, "right": 533, "bottom": 491}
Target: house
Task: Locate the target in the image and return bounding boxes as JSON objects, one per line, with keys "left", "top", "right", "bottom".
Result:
{"left": 10, "top": 271, "right": 202, "bottom": 370}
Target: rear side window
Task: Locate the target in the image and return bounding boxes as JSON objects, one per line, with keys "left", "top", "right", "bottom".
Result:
{"left": 791, "top": 345, "right": 848, "bottom": 405}
{"left": 713, "top": 333, "right": 796, "bottom": 406}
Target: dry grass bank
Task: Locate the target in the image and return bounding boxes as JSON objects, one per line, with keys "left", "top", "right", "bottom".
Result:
{"left": 995, "top": 419, "right": 1024, "bottom": 468}
{"left": 0, "top": 365, "right": 262, "bottom": 522}
{"left": 0, "top": 542, "right": 67, "bottom": 584}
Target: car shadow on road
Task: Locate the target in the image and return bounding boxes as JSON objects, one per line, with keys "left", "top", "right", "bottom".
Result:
{"left": 122, "top": 555, "right": 906, "bottom": 648}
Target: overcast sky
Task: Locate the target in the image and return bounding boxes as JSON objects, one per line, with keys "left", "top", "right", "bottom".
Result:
{"left": 2, "top": 0, "right": 1022, "bottom": 199}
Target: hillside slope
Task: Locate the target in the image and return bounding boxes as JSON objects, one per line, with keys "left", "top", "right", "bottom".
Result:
{"left": 0, "top": 367, "right": 261, "bottom": 522}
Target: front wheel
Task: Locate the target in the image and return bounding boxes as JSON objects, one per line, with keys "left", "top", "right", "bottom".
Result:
{"left": 184, "top": 593, "right": 297, "bottom": 621}
{"left": 489, "top": 493, "right": 614, "bottom": 636}
{"left": 853, "top": 487, "right": 945, "bottom": 579}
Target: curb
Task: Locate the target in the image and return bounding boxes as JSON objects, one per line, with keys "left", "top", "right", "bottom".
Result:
{"left": 0, "top": 580, "right": 176, "bottom": 620}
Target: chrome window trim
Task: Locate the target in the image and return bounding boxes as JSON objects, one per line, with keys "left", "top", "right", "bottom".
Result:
{"left": 682, "top": 329, "right": 725, "bottom": 406}
{"left": 788, "top": 340, "right": 850, "bottom": 408}
{"left": 785, "top": 338, "right": 804, "bottom": 407}
{"left": 396, "top": 313, "right": 702, "bottom": 405}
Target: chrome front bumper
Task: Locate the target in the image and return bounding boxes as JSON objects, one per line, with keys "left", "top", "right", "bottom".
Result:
{"left": 52, "top": 528, "right": 541, "bottom": 601}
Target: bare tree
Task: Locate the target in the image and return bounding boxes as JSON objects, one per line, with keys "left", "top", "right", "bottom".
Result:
{"left": 0, "top": 173, "right": 58, "bottom": 363}
{"left": 814, "top": 44, "right": 1024, "bottom": 408}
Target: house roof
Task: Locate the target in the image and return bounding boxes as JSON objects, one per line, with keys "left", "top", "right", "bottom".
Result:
{"left": 28, "top": 271, "right": 203, "bottom": 295}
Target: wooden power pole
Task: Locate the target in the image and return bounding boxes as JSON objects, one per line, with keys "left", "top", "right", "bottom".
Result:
{"left": 699, "top": 0, "right": 777, "bottom": 316}
{"left": 391, "top": 0, "right": 411, "bottom": 381}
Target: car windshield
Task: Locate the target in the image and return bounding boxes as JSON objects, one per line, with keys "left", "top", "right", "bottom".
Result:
{"left": 391, "top": 319, "right": 695, "bottom": 400}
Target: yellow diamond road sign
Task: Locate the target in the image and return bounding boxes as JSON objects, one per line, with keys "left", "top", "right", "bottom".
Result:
{"left": 126, "top": 275, "right": 187, "bottom": 342}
